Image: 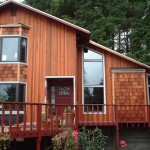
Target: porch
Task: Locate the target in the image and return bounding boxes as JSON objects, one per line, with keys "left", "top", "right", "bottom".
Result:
{"left": 0, "top": 102, "right": 150, "bottom": 150}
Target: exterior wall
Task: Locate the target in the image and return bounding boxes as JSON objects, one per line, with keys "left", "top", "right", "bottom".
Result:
{"left": 103, "top": 127, "right": 150, "bottom": 150}
{"left": 112, "top": 70, "right": 147, "bottom": 122}
{"left": 77, "top": 44, "right": 149, "bottom": 122}
{"left": 112, "top": 70, "right": 146, "bottom": 105}
{"left": 0, "top": 64, "right": 27, "bottom": 82}
{"left": 0, "top": 26, "right": 29, "bottom": 36}
{"left": 77, "top": 44, "right": 144, "bottom": 105}
{"left": 0, "top": 4, "right": 77, "bottom": 103}
{"left": 120, "top": 127, "right": 150, "bottom": 150}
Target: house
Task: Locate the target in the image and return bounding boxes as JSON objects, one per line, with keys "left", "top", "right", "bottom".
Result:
{"left": 0, "top": 0, "right": 150, "bottom": 150}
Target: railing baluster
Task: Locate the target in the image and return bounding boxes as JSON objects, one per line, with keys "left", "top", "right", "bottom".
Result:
{"left": 23, "top": 103, "right": 26, "bottom": 132}
{"left": 1, "top": 103, "right": 5, "bottom": 133}
{"left": 0, "top": 102, "right": 150, "bottom": 139}
{"left": 9, "top": 104, "right": 13, "bottom": 132}
{"left": 30, "top": 105, "right": 33, "bottom": 132}
{"left": 16, "top": 104, "right": 19, "bottom": 131}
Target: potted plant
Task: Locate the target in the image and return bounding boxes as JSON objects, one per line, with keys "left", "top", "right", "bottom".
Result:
{"left": 63, "top": 106, "right": 75, "bottom": 125}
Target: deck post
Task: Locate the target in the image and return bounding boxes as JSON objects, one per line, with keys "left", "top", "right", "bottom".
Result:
{"left": 116, "top": 124, "right": 120, "bottom": 150}
{"left": 36, "top": 137, "right": 41, "bottom": 150}
{"left": 36, "top": 104, "right": 42, "bottom": 150}
{"left": 115, "top": 105, "right": 120, "bottom": 150}
{"left": 75, "top": 105, "right": 79, "bottom": 130}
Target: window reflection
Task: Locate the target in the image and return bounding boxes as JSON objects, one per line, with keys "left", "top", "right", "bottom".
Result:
{"left": 0, "top": 83, "right": 25, "bottom": 102}
{"left": 84, "top": 50, "right": 103, "bottom": 59}
{"left": 20, "top": 37, "right": 27, "bottom": 63}
{"left": 2, "top": 38, "right": 18, "bottom": 61}
{"left": 0, "top": 84, "right": 16, "bottom": 101}
{"left": 84, "top": 87, "right": 104, "bottom": 104}
{"left": 84, "top": 62, "right": 103, "bottom": 85}
{"left": 0, "top": 36, "right": 27, "bottom": 63}
{"left": 148, "top": 75, "right": 150, "bottom": 85}
{"left": 83, "top": 48, "right": 105, "bottom": 112}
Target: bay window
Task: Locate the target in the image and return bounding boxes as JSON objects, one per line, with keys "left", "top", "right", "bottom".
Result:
{"left": 83, "top": 48, "right": 105, "bottom": 112}
{"left": 0, "top": 83, "right": 26, "bottom": 102}
{"left": 0, "top": 36, "right": 27, "bottom": 63}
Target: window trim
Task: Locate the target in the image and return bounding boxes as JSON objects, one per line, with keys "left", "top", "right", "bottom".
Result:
{"left": 45, "top": 76, "right": 76, "bottom": 105}
{"left": 0, "top": 35, "right": 28, "bottom": 64}
{"left": 0, "top": 81, "right": 27, "bottom": 102}
{"left": 147, "top": 74, "right": 150, "bottom": 104}
{"left": 0, "top": 81, "right": 27, "bottom": 114}
{"left": 82, "top": 47, "right": 106, "bottom": 114}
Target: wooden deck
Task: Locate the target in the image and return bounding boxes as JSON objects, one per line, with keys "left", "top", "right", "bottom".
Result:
{"left": 0, "top": 102, "right": 150, "bottom": 139}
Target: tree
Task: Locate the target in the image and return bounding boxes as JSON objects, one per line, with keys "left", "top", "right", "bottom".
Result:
{"left": 23, "top": 0, "right": 150, "bottom": 65}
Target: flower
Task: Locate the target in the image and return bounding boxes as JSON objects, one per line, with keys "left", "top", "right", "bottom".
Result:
{"left": 52, "top": 128, "right": 77, "bottom": 150}
{"left": 72, "top": 130, "right": 79, "bottom": 145}
{"left": 120, "top": 140, "right": 128, "bottom": 149}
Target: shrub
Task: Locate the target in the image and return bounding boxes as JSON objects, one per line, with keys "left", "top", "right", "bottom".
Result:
{"left": 52, "top": 128, "right": 77, "bottom": 150}
{"left": 78, "top": 127, "right": 108, "bottom": 150}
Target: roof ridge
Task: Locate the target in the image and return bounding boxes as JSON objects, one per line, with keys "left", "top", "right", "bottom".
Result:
{"left": 0, "top": 0, "right": 91, "bottom": 34}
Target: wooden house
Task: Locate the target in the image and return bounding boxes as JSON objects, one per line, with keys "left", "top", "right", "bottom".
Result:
{"left": 0, "top": 0, "right": 150, "bottom": 149}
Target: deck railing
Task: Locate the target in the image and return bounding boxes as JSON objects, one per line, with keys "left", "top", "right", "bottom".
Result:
{"left": 0, "top": 102, "right": 150, "bottom": 138}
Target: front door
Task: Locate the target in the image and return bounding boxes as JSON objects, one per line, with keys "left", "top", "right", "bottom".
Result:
{"left": 55, "top": 79, "right": 73, "bottom": 106}
{"left": 47, "top": 78, "right": 74, "bottom": 114}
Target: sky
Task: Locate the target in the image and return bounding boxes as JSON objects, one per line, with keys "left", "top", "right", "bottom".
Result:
{"left": 0, "top": 0, "right": 23, "bottom": 2}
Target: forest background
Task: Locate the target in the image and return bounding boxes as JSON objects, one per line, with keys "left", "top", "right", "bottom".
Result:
{"left": 2, "top": 0, "right": 149, "bottom": 65}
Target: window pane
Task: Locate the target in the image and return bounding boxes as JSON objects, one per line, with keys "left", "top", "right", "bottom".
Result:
{"left": 0, "top": 84, "right": 16, "bottom": 102}
{"left": 2, "top": 37, "right": 19, "bottom": 61}
{"left": 149, "top": 87, "right": 150, "bottom": 103}
{"left": 84, "top": 50, "right": 103, "bottom": 59}
{"left": 18, "top": 84, "right": 26, "bottom": 102}
{"left": 148, "top": 75, "right": 150, "bottom": 85}
{"left": 0, "top": 83, "right": 26, "bottom": 102}
{"left": 84, "top": 87, "right": 104, "bottom": 104}
{"left": 84, "top": 62, "right": 103, "bottom": 85}
{"left": 20, "top": 37, "right": 27, "bottom": 63}
{"left": 58, "top": 87, "right": 70, "bottom": 96}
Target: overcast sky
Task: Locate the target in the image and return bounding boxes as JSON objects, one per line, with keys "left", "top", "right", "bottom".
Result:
{"left": 0, "top": 0, "right": 23, "bottom": 2}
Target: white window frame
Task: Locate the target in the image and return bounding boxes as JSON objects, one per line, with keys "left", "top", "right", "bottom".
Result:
{"left": 82, "top": 47, "right": 106, "bottom": 114}
{"left": 0, "top": 35, "right": 28, "bottom": 65}
{"left": 45, "top": 76, "right": 76, "bottom": 105}
{"left": 0, "top": 81, "right": 27, "bottom": 114}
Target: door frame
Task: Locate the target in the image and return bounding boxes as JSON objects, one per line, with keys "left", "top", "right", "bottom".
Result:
{"left": 45, "top": 76, "right": 76, "bottom": 105}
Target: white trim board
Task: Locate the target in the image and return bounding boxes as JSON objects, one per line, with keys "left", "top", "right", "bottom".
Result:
{"left": 45, "top": 76, "right": 76, "bottom": 105}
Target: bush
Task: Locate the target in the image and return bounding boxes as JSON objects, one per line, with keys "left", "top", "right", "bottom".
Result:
{"left": 78, "top": 127, "right": 108, "bottom": 150}
{"left": 52, "top": 128, "right": 77, "bottom": 150}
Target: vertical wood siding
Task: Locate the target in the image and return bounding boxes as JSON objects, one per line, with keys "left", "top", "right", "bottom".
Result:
{"left": 0, "top": 6, "right": 77, "bottom": 103}
{"left": 77, "top": 44, "right": 148, "bottom": 122}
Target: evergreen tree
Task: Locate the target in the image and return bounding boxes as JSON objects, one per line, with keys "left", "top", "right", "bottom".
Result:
{"left": 23, "top": 0, "right": 150, "bottom": 65}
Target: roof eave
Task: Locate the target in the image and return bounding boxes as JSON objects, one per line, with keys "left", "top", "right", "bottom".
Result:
{"left": 0, "top": 0, "right": 91, "bottom": 35}
{"left": 89, "top": 40, "right": 150, "bottom": 70}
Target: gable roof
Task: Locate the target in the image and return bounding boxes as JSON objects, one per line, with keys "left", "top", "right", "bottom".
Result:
{"left": 89, "top": 40, "right": 150, "bottom": 70}
{"left": 0, "top": 1, "right": 149, "bottom": 70}
{"left": 0, "top": 0, "right": 91, "bottom": 39}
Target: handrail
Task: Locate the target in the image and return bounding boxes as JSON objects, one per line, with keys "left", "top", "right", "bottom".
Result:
{"left": 0, "top": 102, "right": 150, "bottom": 138}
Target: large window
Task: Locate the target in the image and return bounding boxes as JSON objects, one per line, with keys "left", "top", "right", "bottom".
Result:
{"left": 83, "top": 48, "right": 105, "bottom": 112}
{"left": 148, "top": 74, "right": 150, "bottom": 104}
{"left": 0, "top": 36, "right": 27, "bottom": 63}
{"left": 0, "top": 83, "right": 26, "bottom": 102}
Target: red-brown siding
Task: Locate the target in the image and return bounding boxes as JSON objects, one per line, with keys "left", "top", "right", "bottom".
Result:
{"left": 0, "top": 4, "right": 77, "bottom": 104}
